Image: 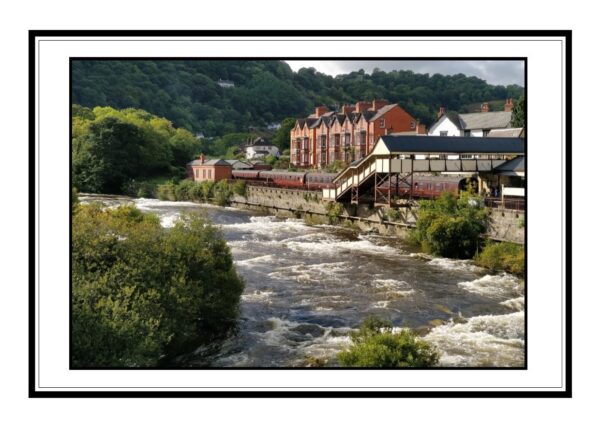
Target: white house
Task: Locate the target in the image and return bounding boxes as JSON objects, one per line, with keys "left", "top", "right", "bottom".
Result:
{"left": 243, "top": 137, "right": 280, "bottom": 160}
{"left": 428, "top": 100, "right": 514, "bottom": 137}
{"left": 217, "top": 79, "right": 235, "bottom": 88}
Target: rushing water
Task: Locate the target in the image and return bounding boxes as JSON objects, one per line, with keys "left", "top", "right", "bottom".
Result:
{"left": 80, "top": 195, "right": 525, "bottom": 368}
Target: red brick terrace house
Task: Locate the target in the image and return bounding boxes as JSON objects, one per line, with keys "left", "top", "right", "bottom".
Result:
{"left": 187, "top": 155, "right": 232, "bottom": 182}
{"left": 290, "top": 100, "right": 425, "bottom": 168}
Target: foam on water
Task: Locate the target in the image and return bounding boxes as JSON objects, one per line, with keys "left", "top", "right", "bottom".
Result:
{"left": 241, "top": 290, "right": 275, "bottom": 303}
{"left": 286, "top": 236, "right": 402, "bottom": 257}
{"left": 220, "top": 216, "right": 310, "bottom": 237}
{"left": 371, "top": 279, "right": 415, "bottom": 297}
{"left": 268, "top": 262, "right": 349, "bottom": 284}
{"left": 235, "top": 254, "right": 276, "bottom": 267}
{"left": 134, "top": 198, "right": 199, "bottom": 208}
{"left": 424, "top": 311, "right": 524, "bottom": 367}
{"left": 500, "top": 296, "right": 525, "bottom": 311}
{"left": 458, "top": 273, "right": 523, "bottom": 298}
{"left": 428, "top": 257, "right": 484, "bottom": 272}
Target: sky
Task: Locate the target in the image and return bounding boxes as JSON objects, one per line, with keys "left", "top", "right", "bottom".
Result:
{"left": 285, "top": 60, "right": 525, "bottom": 86}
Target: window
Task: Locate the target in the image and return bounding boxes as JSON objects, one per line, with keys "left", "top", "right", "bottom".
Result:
{"left": 379, "top": 118, "right": 385, "bottom": 128}
{"left": 202, "top": 169, "right": 206, "bottom": 179}
{"left": 410, "top": 121, "right": 416, "bottom": 129}
{"left": 439, "top": 131, "right": 448, "bottom": 136}
{"left": 208, "top": 170, "right": 212, "bottom": 179}
{"left": 195, "top": 169, "right": 199, "bottom": 178}
{"left": 464, "top": 130, "right": 471, "bottom": 137}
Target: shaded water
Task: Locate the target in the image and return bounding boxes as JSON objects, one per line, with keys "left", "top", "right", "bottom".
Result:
{"left": 81, "top": 195, "right": 525, "bottom": 367}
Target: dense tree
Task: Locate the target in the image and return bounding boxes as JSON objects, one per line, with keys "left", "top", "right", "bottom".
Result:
{"left": 72, "top": 204, "right": 244, "bottom": 367}
{"left": 72, "top": 60, "right": 524, "bottom": 134}
{"left": 72, "top": 106, "right": 203, "bottom": 193}
{"left": 72, "top": 116, "right": 147, "bottom": 194}
{"left": 271, "top": 117, "right": 297, "bottom": 152}
{"left": 511, "top": 95, "right": 525, "bottom": 127}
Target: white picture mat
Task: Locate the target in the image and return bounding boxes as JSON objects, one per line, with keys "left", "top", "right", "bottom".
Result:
{"left": 34, "top": 35, "right": 567, "bottom": 392}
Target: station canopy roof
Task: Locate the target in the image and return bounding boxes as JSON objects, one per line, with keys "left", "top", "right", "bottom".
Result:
{"left": 373, "top": 135, "right": 524, "bottom": 155}
{"left": 493, "top": 155, "right": 525, "bottom": 176}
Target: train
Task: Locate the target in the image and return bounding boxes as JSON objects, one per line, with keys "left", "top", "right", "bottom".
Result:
{"left": 231, "top": 169, "right": 478, "bottom": 198}
{"left": 394, "top": 175, "right": 478, "bottom": 199}
{"left": 231, "top": 169, "right": 338, "bottom": 190}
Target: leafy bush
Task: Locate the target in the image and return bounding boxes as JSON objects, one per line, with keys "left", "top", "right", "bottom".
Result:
{"left": 231, "top": 180, "right": 247, "bottom": 196}
{"left": 475, "top": 241, "right": 525, "bottom": 276}
{"left": 71, "top": 204, "right": 244, "bottom": 367}
{"left": 325, "top": 202, "right": 344, "bottom": 224}
{"left": 410, "top": 192, "right": 488, "bottom": 259}
{"left": 337, "top": 317, "right": 439, "bottom": 368}
{"left": 199, "top": 181, "right": 215, "bottom": 201}
{"left": 157, "top": 182, "right": 177, "bottom": 201}
{"left": 71, "top": 187, "right": 79, "bottom": 213}
{"left": 213, "top": 180, "right": 232, "bottom": 206}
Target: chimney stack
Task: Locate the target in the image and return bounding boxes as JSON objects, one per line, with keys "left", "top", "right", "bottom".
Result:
{"left": 342, "top": 104, "right": 354, "bottom": 115}
{"left": 315, "top": 106, "right": 329, "bottom": 118}
{"left": 199, "top": 154, "right": 205, "bottom": 164}
{"left": 504, "top": 98, "right": 514, "bottom": 112}
{"left": 438, "top": 106, "right": 446, "bottom": 118}
{"left": 371, "top": 99, "right": 388, "bottom": 111}
{"left": 355, "top": 101, "right": 370, "bottom": 113}
{"left": 481, "top": 102, "right": 490, "bottom": 113}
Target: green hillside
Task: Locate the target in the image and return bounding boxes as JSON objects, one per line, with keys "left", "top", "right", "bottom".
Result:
{"left": 72, "top": 60, "right": 523, "bottom": 136}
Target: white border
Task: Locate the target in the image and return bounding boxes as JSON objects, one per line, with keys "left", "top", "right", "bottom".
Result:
{"left": 34, "top": 35, "right": 567, "bottom": 392}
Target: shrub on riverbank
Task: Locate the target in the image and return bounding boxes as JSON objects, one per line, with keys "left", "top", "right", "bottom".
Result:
{"left": 157, "top": 179, "right": 237, "bottom": 205}
{"left": 409, "top": 192, "right": 488, "bottom": 259}
{"left": 71, "top": 204, "right": 244, "bottom": 367}
{"left": 337, "top": 317, "right": 439, "bottom": 368}
{"left": 475, "top": 241, "right": 525, "bottom": 276}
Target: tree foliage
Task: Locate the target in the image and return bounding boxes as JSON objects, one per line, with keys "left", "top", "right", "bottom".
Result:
{"left": 71, "top": 204, "right": 244, "bottom": 367}
{"left": 72, "top": 106, "right": 203, "bottom": 193}
{"left": 475, "top": 241, "right": 525, "bottom": 276}
{"left": 410, "top": 191, "right": 488, "bottom": 259}
{"left": 511, "top": 95, "right": 525, "bottom": 127}
{"left": 337, "top": 317, "right": 439, "bottom": 368}
{"left": 72, "top": 60, "right": 524, "bottom": 134}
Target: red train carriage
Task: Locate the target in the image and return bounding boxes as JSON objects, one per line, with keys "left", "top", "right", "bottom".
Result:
{"left": 305, "top": 172, "right": 338, "bottom": 190}
{"left": 396, "top": 175, "right": 477, "bottom": 198}
{"left": 231, "top": 169, "right": 261, "bottom": 180}
{"left": 258, "top": 170, "right": 306, "bottom": 188}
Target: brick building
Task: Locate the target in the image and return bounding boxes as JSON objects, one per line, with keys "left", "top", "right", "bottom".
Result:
{"left": 187, "top": 155, "right": 232, "bottom": 182}
{"left": 290, "top": 100, "right": 424, "bottom": 168}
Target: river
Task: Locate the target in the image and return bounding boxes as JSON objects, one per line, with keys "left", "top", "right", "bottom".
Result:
{"left": 80, "top": 195, "right": 525, "bottom": 368}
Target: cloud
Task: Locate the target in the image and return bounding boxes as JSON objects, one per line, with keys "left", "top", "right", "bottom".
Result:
{"left": 285, "top": 60, "right": 524, "bottom": 86}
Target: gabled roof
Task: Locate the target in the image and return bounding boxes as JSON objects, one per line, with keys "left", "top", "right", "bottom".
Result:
{"left": 494, "top": 155, "right": 525, "bottom": 173}
{"left": 344, "top": 111, "right": 359, "bottom": 123}
{"left": 247, "top": 137, "right": 274, "bottom": 147}
{"left": 224, "top": 159, "right": 254, "bottom": 169}
{"left": 459, "top": 111, "right": 512, "bottom": 130}
{"left": 429, "top": 112, "right": 464, "bottom": 132}
{"left": 487, "top": 128, "right": 524, "bottom": 138}
{"left": 375, "top": 135, "right": 524, "bottom": 154}
{"left": 309, "top": 117, "right": 322, "bottom": 129}
{"left": 369, "top": 104, "right": 399, "bottom": 122}
{"left": 355, "top": 110, "right": 376, "bottom": 122}
{"left": 188, "top": 159, "right": 232, "bottom": 166}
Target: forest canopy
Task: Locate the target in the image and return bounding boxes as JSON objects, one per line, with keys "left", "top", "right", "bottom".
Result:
{"left": 72, "top": 60, "right": 524, "bottom": 136}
